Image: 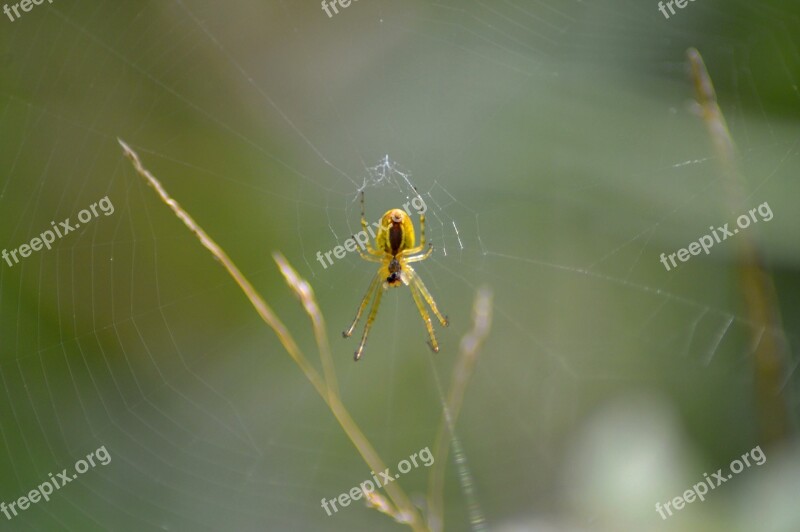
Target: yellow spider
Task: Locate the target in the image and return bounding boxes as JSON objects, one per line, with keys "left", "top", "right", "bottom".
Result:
{"left": 343, "top": 191, "right": 448, "bottom": 361}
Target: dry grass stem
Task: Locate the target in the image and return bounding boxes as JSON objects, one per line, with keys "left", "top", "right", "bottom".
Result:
{"left": 119, "top": 139, "right": 425, "bottom": 530}
{"left": 428, "top": 287, "right": 493, "bottom": 532}
{"left": 273, "top": 253, "right": 339, "bottom": 398}
{"left": 687, "top": 49, "right": 791, "bottom": 444}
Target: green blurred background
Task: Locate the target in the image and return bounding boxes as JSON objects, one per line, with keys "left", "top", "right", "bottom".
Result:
{"left": 1, "top": 0, "right": 799, "bottom": 530}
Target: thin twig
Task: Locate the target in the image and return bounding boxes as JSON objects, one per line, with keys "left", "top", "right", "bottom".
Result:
{"left": 119, "top": 139, "right": 426, "bottom": 531}
{"left": 687, "top": 49, "right": 792, "bottom": 445}
{"left": 117, "top": 138, "right": 322, "bottom": 391}
{"left": 273, "top": 253, "right": 421, "bottom": 526}
{"left": 274, "top": 253, "right": 339, "bottom": 398}
{"left": 428, "top": 287, "right": 492, "bottom": 532}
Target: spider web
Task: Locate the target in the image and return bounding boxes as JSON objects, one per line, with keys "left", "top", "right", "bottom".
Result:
{"left": 1, "top": 0, "right": 799, "bottom": 530}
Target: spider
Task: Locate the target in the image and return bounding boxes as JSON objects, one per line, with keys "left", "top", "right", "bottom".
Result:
{"left": 343, "top": 191, "right": 448, "bottom": 361}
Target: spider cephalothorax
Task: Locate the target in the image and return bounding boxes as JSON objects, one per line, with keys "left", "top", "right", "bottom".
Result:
{"left": 343, "top": 192, "right": 448, "bottom": 361}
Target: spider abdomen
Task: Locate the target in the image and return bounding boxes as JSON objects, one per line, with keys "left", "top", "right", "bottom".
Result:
{"left": 376, "top": 209, "right": 415, "bottom": 254}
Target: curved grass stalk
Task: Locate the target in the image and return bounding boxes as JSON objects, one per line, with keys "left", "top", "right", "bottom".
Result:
{"left": 118, "top": 139, "right": 424, "bottom": 530}
{"left": 687, "top": 49, "right": 791, "bottom": 445}
{"left": 427, "top": 287, "right": 492, "bottom": 532}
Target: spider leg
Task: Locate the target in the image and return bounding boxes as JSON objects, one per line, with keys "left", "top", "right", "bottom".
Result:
{"left": 405, "top": 242, "right": 433, "bottom": 263}
{"left": 356, "top": 246, "right": 383, "bottom": 263}
{"left": 418, "top": 211, "right": 426, "bottom": 247}
{"left": 343, "top": 271, "right": 382, "bottom": 339}
{"left": 403, "top": 212, "right": 427, "bottom": 254}
{"left": 408, "top": 281, "right": 439, "bottom": 352}
{"left": 358, "top": 190, "right": 384, "bottom": 256}
{"left": 354, "top": 279, "right": 385, "bottom": 361}
{"left": 360, "top": 189, "right": 368, "bottom": 233}
{"left": 406, "top": 265, "right": 449, "bottom": 327}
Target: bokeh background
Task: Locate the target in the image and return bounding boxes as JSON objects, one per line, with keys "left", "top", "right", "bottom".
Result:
{"left": 1, "top": 0, "right": 799, "bottom": 530}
